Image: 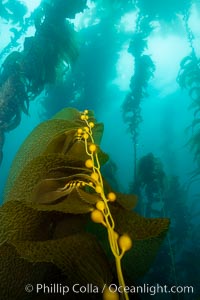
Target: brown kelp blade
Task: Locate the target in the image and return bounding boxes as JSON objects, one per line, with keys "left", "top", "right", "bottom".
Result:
{"left": 76, "top": 188, "right": 101, "bottom": 205}
{"left": 4, "top": 119, "right": 80, "bottom": 200}
{"left": 0, "top": 200, "right": 53, "bottom": 245}
{"left": 31, "top": 177, "right": 73, "bottom": 204}
{"left": 43, "top": 129, "right": 77, "bottom": 155}
{"left": 30, "top": 187, "right": 94, "bottom": 214}
{"left": 32, "top": 174, "right": 102, "bottom": 206}
{"left": 116, "top": 193, "right": 138, "bottom": 210}
{"left": 0, "top": 242, "right": 52, "bottom": 300}
{"left": 111, "top": 204, "right": 170, "bottom": 279}
{"left": 4, "top": 153, "right": 91, "bottom": 203}
{"left": 11, "top": 233, "right": 113, "bottom": 287}
{"left": 4, "top": 108, "right": 104, "bottom": 200}
{"left": 52, "top": 107, "right": 104, "bottom": 144}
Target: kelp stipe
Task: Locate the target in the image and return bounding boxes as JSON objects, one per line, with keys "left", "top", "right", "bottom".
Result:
{"left": 76, "top": 109, "right": 132, "bottom": 300}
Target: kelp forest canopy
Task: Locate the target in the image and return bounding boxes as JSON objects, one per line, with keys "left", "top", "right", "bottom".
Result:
{"left": 0, "top": 0, "right": 200, "bottom": 175}
{"left": 0, "top": 0, "right": 199, "bottom": 163}
{"left": 1, "top": 1, "right": 200, "bottom": 191}
{"left": 0, "top": 0, "right": 87, "bottom": 164}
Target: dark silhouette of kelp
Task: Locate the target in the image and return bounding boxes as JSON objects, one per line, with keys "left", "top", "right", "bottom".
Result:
{"left": 0, "top": 0, "right": 87, "bottom": 165}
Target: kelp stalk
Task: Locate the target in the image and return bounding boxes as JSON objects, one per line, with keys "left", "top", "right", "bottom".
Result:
{"left": 122, "top": 14, "right": 155, "bottom": 184}
{"left": 177, "top": 11, "right": 200, "bottom": 177}
{"left": 78, "top": 110, "right": 131, "bottom": 300}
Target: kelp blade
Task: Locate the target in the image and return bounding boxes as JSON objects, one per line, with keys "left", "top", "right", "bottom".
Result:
{"left": 4, "top": 108, "right": 104, "bottom": 200}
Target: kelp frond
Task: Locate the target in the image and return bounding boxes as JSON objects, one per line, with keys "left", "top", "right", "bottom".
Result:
{"left": 1, "top": 107, "right": 169, "bottom": 300}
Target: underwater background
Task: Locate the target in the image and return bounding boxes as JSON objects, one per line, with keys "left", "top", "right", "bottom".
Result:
{"left": 0, "top": 0, "right": 199, "bottom": 299}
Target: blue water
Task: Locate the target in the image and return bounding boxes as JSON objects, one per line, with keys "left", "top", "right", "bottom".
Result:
{"left": 0, "top": 1, "right": 200, "bottom": 299}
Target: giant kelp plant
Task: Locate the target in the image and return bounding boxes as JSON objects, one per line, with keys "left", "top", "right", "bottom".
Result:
{"left": 0, "top": 0, "right": 87, "bottom": 165}
{"left": 177, "top": 7, "right": 200, "bottom": 188}
{"left": 132, "top": 153, "right": 166, "bottom": 217}
{"left": 177, "top": 53, "right": 200, "bottom": 173}
{"left": 132, "top": 153, "right": 198, "bottom": 299}
{"left": 121, "top": 0, "right": 197, "bottom": 187}
{"left": 122, "top": 14, "right": 155, "bottom": 184}
{"left": 0, "top": 107, "right": 169, "bottom": 300}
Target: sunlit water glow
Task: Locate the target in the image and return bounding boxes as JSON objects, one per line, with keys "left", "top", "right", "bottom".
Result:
{"left": 1, "top": 1, "right": 200, "bottom": 193}
{"left": 22, "top": 0, "right": 41, "bottom": 12}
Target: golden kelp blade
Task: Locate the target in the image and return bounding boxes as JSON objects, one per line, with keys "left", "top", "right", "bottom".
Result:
{"left": 32, "top": 175, "right": 101, "bottom": 206}
{"left": 43, "top": 129, "right": 78, "bottom": 155}
{"left": 0, "top": 243, "right": 51, "bottom": 300}
{"left": 44, "top": 130, "right": 108, "bottom": 165}
{"left": 0, "top": 198, "right": 89, "bottom": 244}
{"left": 12, "top": 233, "right": 113, "bottom": 288}
{"left": 30, "top": 187, "right": 94, "bottom": 214}
{"left": 110, "top": 204, "right": 170, "bottom": 279}
{"left": 31, "top": 177, "right": 75, "bottom": 204}
{"left": 77, "top": 188, "right": 101, "bottom": 205}
{"left": 0, "top": 201, "right": 52, "bottom": 245}
{"left": 64, "top": 139, "right": 109, "bottom": 165}
{"left": 116, "top": 193, "right": 138, "bottom": 210}
{"left": 4, "top": 119, "right": 79, "bottom": 199}
{"left": 4, "top": 153, "right": 89, "bottom": 203}
{"left": 4, "top": 108, "right": 104, "bottom": 201}
{"left": 53, "top": 214, "right": 88, "bottom": 239}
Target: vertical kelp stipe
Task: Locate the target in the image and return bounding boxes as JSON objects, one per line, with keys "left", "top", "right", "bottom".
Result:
{"left": 78, "top": 109, "right": 132, "bottom": 300}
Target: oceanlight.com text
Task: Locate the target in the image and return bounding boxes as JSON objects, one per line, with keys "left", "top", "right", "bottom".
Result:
{"left": 107, "top": 283, "right": 194, "bottom": 296}
{"left": 25, "top": 283, "right": 194, "bottom": 296}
